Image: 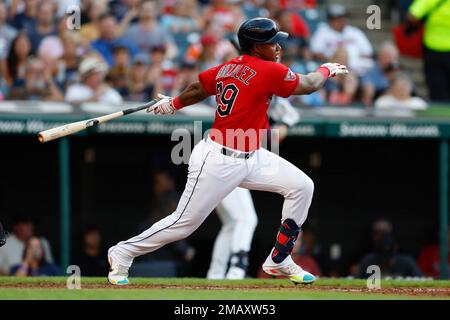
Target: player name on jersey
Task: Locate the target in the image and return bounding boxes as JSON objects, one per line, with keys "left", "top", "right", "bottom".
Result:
{"left": 215, "top": 63, "right": 257, "bottom": 86}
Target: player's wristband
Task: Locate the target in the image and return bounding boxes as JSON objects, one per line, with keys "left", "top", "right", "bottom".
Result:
{"left": 316, "top": 66, "right": 331, "bottom": 79}
{"left": 172, "top": 96, "right": 185, "bottom": 110}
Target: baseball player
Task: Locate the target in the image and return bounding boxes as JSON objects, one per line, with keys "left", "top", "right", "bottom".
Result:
{"left": 108, "top": 17, "right": 348, "bottom": 285}
{"left": 206, "top": 97, "right": 300, "bottom": 280}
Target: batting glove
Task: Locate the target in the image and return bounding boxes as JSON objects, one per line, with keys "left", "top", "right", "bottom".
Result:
{"left": 320, "top": 63, "right": 349, "bottom": 77}
{"left": 146, "top": 94, "right": 176, "bottom": 115}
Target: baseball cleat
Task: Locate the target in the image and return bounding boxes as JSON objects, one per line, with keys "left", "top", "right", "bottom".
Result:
{"left": 226, "top": 266, "right": 246, "bottom": 280}
{"left": 262, "top": 255, "right": 316, "bottom": 284}
{"left": 108, "top": 248, "right": 130, "bottom": 285}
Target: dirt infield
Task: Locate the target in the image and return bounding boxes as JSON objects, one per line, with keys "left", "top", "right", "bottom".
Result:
{"left": 2, "top": 282, "right": 449, "bottom": 297}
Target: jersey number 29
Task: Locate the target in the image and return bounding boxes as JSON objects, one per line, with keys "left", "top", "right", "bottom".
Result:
{"left": 216, "top": 82, "right": 238, "bottom": 117}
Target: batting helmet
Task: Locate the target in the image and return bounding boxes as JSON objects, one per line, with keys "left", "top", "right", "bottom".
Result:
{"left": 237, "top": 18, "right": 288, "bottom": 54}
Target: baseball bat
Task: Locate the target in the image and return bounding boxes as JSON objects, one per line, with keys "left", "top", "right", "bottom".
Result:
{"left": 38, "top": 98, "right": 159, "bottom": 143}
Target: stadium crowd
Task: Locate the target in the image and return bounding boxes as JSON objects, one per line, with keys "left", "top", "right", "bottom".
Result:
{"left": 0, "top": 0, "right": 431, "bottom": 110}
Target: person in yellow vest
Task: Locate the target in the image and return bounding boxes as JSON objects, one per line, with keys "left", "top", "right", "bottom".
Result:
{"left": 407, "top": 0, "right": 450, "bottom": 102}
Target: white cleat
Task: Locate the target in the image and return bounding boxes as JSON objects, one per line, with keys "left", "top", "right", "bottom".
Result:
{"left": 262, "top": 255, "right": 316, "bottom": 284}
{"left": 226, "top": 266, "right": 246, "bottom": 280}
{"left": 108, "top": 248, "right": 130, "bottom": 286}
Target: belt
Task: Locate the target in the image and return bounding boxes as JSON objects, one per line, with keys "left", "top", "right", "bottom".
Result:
{"left": 221, "top": 147, "right": 254, "bottom": 159}
{"left": 205, "top": 137, "right": 255, "bottom": 159}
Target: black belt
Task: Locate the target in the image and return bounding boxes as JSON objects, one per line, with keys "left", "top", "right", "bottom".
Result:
{"left": 221, "top": 147, "right": 254, "bottom": 159}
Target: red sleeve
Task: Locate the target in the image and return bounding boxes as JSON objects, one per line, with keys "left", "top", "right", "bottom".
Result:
{"left": 268, "top": 63, "right": 299, "bottom": 98}
{"left": 198, "top": 65, "right": 222, "bottom": 96}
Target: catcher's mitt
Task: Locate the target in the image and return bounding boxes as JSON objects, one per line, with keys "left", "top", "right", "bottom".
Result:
{"left": 0, "top": 221, "right": 7, "bottom": 247}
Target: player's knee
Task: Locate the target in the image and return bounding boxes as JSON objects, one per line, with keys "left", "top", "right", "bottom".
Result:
{"left": 291, "top": 175, "right": 314, "bottom": 200}
{"left": 303, "top": 176, "right": 314, "bottom": 199}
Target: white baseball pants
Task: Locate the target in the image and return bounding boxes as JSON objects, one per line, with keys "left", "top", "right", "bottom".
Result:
{"left": 206, "top": 187, "right": 258, "bottom": 279}
{"left": 110, "top": 137, "right": 314, "bottom": 268}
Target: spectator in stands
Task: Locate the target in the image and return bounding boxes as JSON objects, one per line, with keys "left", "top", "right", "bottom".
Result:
{"left": 417, "top": 227, "right": 449, "bottom": 279}
{"left": 185, "top": 32, "right": 234, "bottom": 71}
{"left": 26, "top": 1, "right": 57, "bottom": 54}
{"left": 356, "top": 232, "right": 423, "bottom": 279}
{"left": 361, "top": 41, "right": 401, "bottom": 106}
{"left": 65, "top": 56, "right": 123, "bottom": 105}
{"left": 4, "top": 31, "right": 31, "bottom": 86}
{"left": 273, "top": 9, "right": 310, "bottom": 59}
{"left": 11, "top": 0, "right": 38, "bottom": 31}
{"left": 37, "top": 16, "right": 84, "bottom": 90}
{"left": 170, "top": 60, "right": 199, "bottom": 97}
{"left": 374, "top": 73, "right": 427, "bottom": 110}
{"left": 324, "top": 47, "right": 359, "bottom": 106}
{"left": 407, "top": 0, "right": 450, "bottom": 102}
{"left": 10, "top": 236, "right": 61, "bottom": 276}
{"left": 196, "top": 33, "right": 222, "bottom": 71}
{"left": 0, "top": 2, "right": 18, "bottom": 62}
{"left": 257, "top": 229, "right": 322, "bottom": 279}
{"left": 354, "top": 219, "right": 423, "bottom": 279}
{"left": 7, "top": 56, "right": 64, "bottom": 101}
{"left": 45, "top": 31, "right": 83, "bottom": 91}
{"left": 124, "top": 1, "right": 178, "bottom": 59}
{"left": 79, "top": 0, "right": 109, "bottom": 45}
{"left": 91, "top": 13, "right": 138, "bottom": 67}
{"left": 310, "top": 4, "right": 374, "bottom": 76}
{"left": 146, "top": 44, "right": 169, "bottom": 95}
{"left": 107, "top": 45, "right": 131, "bottom": 91}
{"left": 0, "top": 214, "right": 54, "bottom": 275}
{"left": 160, "top": 0, "right": 200, "bottom": 34}
{"left": 72, "top": 225, "right": 108, "bottom": 277}
{"left": 200, "top": 0, "right": 245, "bottom": 36}
{"left": 110, "top": 0, "right": 141, "bottom": 23}
{"left": 116, "top": 53, "right": 154, "bottom": 102}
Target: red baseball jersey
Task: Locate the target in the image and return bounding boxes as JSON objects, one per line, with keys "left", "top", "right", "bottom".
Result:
{"left": 198, "top": 55, "right": 299, "bottom": 151}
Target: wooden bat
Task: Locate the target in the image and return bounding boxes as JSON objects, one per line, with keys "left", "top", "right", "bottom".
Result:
{"left": 38, "top": 98, "right": 159, "bottom": 143}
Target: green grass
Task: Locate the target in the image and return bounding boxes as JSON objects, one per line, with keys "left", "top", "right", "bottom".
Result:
{"left": 0, "top": 277, "right": 448, "bottom": 300}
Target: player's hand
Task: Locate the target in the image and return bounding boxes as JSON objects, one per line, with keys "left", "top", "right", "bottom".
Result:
{"left": 146, "top": 94, "right": 176, "bottom": 115}
{"left": 320, "top": 63, "right": 349, "bottom": 77}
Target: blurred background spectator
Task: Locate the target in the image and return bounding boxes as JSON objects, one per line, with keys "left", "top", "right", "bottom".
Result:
{"left": 124, "top": 1, "right": 177, "bottom": 60}
{"left": 310, "top": 3, "right": 374, "bottom": 77}
{"left": 10, "top": 236, "right": 61, "bottom": 276}
{"left": 72, "top": 224, "right": 108, "bottom": 277}
{"left": 26, "top": 0, "right": 57, "bottom": 55}
{"left": 65, "top": 55, "right": 123, "bottom": 105}
{"left": 0, "top": 214, "right": 54, "bottom": 275}
{"left": 11, "top": 0, "right": 39, "bottom": 31}
{"left": 7, "top": 56, "right": 64, "bottom": 101}
{"left": 4, "top": 31, "right": 31, "bottom": 87}
{"left": 91, "top": 13, "right": 138, "bottom": 67}
{"left": 324, "top": 47, "right": 359, "bottom": 106}
{"left": 354, "top": 219, "right": 423, "bottom": 279}
{"left": 0, "top": 2, "right": 17, "bottom": 66}
{"left": 360, "top": 41, "right": 401, "bottom": 107}
{"left": 374, "top": 72, "right": 428, "bottom": 110}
